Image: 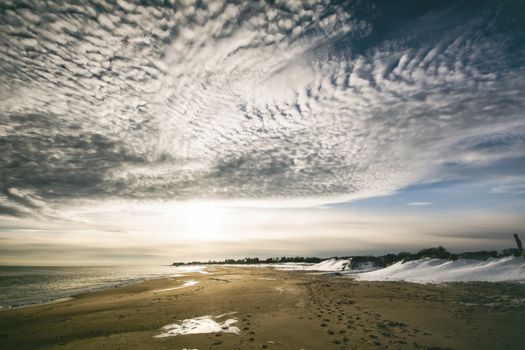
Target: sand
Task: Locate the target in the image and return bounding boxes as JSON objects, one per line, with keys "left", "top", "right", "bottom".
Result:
{"left": 0, "top": 266, "right": 524, "bottom": 349}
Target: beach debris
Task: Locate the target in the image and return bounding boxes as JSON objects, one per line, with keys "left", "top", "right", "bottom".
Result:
{"left": 154, "top": 314, "right": 239, "bottom": 338}
{"left": 514, "top": 233, "right": 525, "bottom": 257}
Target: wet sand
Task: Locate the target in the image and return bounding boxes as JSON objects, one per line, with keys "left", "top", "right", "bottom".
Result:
{"left": 0, "top": 266, "right": 524, "bottom": 349}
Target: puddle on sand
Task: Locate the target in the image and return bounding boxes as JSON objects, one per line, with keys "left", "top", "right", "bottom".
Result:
{"left": 154, "top": 313, "right": 239, "bottom": 338}
{"left": 155, "top": 280, "right": 199, "bottom": 292}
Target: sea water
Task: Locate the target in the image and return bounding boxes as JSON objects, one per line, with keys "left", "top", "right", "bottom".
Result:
{"left": 0, "top": 265, "right": 198, "bottom": 309}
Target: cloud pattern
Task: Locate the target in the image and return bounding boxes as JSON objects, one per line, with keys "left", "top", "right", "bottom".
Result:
{"left": 1, "top": 0, "right": 525, "bottom": 216}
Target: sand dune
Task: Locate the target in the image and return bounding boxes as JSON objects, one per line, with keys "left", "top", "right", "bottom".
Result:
{"left": 356, "top": 256, "right": 525, "bottom": 283}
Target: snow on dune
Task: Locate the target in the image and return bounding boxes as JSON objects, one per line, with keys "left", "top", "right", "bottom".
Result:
{"left": 355, "top": 256, "right": 525, "bottom": 284}
{"left": 339, "top": 261, "right": 380, "bottom": 274}
{"left": 272, "top": 259, "right": 350, "bottom": 272}
{"left": 306, "top": 259, "right": 350, "bottom": 271}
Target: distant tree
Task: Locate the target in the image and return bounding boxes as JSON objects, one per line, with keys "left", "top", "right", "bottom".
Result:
{"left": 416, "top": 246, "right": 450, "bottom": 259}
{"left": 172, "top": 245, "right": 522, "bottom": 267}
{"left": 458, "top": 251, "right": 497, "bottom": 260}
{"left": 501, "top": 248, "right": 520, "bottom": 257}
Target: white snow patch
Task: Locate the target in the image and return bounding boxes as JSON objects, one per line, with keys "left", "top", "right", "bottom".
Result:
{"left": 355, "top": 256, "right": 525, "bottom": 284}
{"left": 214, "top": 311, "right": 238, "bottom": 318}
{"left": 272, "top": 259, "right": 350, "bottom": 272}
{"left": 249, "top": 263, "right": 309, "bottom": 270}
{"left": 154, "top": 314, "right": 240, "bottom": 338}
{"left": 307, "top": 259, "right": 350, "bottom": 271}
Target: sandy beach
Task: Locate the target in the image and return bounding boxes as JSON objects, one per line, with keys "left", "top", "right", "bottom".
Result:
{"left": 0, "top": 266, "right": 524, "bottom": 350}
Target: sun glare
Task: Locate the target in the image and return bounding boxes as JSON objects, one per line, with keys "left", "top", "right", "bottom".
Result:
{"left": 182, "top": 202, "right": 227, "bottom": 241}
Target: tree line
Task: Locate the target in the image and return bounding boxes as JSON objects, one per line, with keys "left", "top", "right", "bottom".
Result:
{"left": 172, "top": 246, "right": 523, "bottom": 267}
{"left": 172, "top": 256, "right": 323, "bottom": 266}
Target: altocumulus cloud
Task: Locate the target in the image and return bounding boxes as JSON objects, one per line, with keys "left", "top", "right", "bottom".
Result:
{"left": 1, "top": 0, "right": 525, "bottom": 216}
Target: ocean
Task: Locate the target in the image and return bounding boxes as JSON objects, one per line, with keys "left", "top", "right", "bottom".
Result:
{"left": 0, "top": 265, "right": 189, "bottom": 309}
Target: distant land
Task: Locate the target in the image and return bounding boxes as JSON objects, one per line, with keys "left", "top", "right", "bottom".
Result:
{"left": 173, "top": 244, "right": 525, "bottom": 267}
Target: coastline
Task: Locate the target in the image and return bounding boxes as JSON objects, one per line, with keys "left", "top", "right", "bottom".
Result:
{"left": 1, "top": 266, "right": 524, "bottom": 349}
{"left": 0, "top": 297, "right": 75, "bottom": 311}
{"left": 0, "top": 264, "right": 202, "bottom": 310}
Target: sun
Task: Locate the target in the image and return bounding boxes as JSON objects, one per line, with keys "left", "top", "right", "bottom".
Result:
{"left": 182, "top": 202, "right": 227, "bottom": 241}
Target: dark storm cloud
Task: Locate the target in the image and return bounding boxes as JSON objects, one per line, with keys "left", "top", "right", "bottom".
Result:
{"left": 1, "top": 0, "right": 525, "bottom": 215}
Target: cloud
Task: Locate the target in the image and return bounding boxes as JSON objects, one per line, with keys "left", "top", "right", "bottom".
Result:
{"left": 490, "top": 176, "right": 525, "bottom": 196}
{"left": 407, "top": 202, "right": 433, "bottom": 206}
{"left": 1, "top": 0, "right": 525, "bottom": 215}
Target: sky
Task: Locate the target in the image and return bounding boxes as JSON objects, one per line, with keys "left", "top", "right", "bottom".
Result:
{"left": 1, "top": 0, "right": 524, "bottom": 265}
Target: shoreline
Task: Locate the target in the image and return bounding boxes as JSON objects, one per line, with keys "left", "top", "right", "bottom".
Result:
{"left": 0, "top": 265, "right": 201, "bottom": 310}
{"left": 0, "top": 297, "right": 75, "bottom": 311}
